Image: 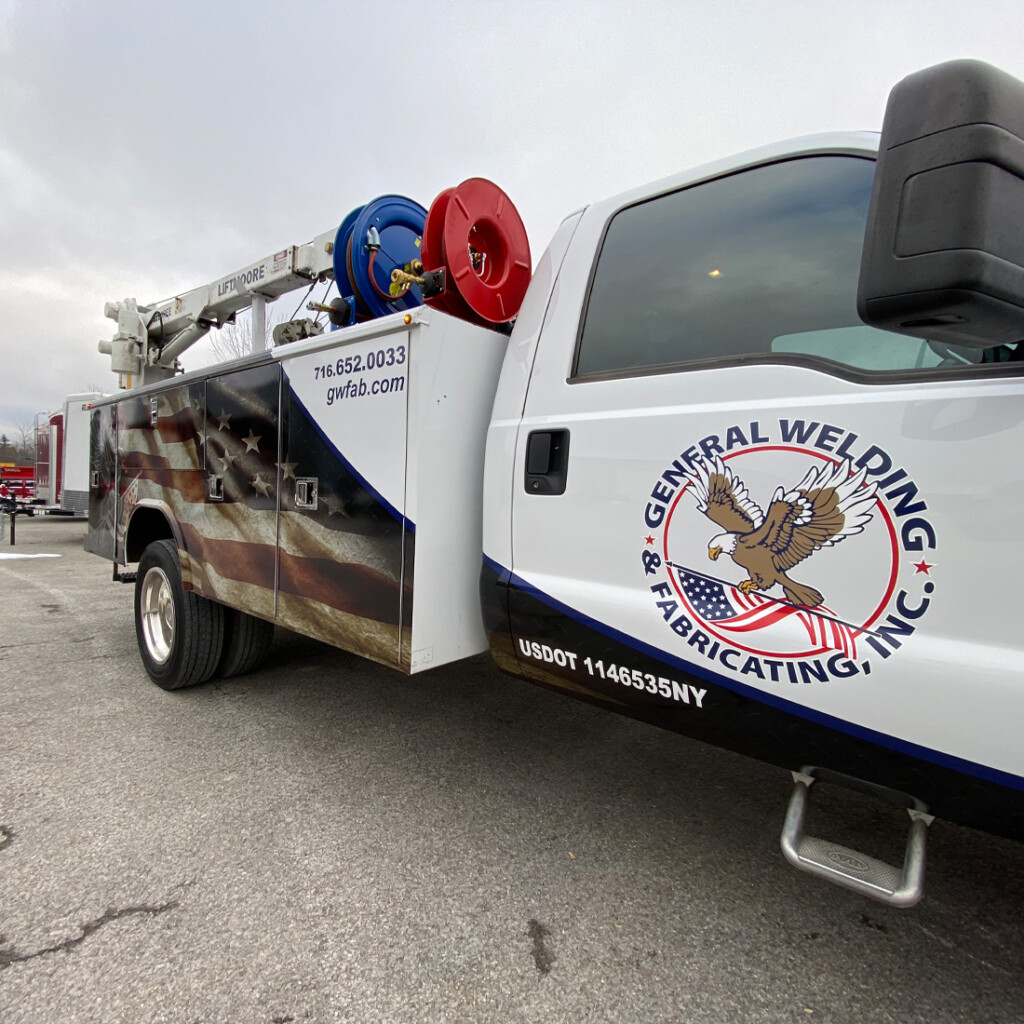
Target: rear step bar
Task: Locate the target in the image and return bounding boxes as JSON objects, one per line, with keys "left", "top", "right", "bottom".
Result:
{"left": 781, "top": 770, "right": 933, "bottom": 907}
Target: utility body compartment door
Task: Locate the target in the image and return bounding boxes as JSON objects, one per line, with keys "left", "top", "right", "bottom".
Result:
{"left": 277, "top": 310, "right": 507, "bottom": 673}
{"left": 276, "top": 333, "right": 410, "bottom": 670}
{"left": 84, "top": 404, "right": 117, "bottom": 560}
{"left": 199, "top": 365, "right": 281, "bottom": 619}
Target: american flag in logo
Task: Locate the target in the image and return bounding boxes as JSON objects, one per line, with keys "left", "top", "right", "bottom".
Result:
{"left": 677, "top": 569, "right": 860, "bottom": 658}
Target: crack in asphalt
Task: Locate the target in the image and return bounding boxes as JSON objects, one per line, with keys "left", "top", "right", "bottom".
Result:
{"left": 0, "top": 825, "right": 13, "bottom": 850}
{"left": 527, "top": 918, "right": 555, "bottom": 975}
{"left": 0, "top": 900, "right": 179, "bottom": 971}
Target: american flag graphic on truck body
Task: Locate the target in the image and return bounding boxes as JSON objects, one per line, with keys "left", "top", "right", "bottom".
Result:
{"left": 108, "top": 360, "right": 412, "bottom": 672}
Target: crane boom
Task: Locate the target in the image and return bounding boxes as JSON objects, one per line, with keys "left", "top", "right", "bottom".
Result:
{"left": 99, "top": 226, "right": 336, "bottom": 388}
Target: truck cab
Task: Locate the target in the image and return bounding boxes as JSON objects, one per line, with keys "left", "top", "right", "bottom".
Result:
{"left": 483, "top": 117, "right": 1024, "bottom": 867}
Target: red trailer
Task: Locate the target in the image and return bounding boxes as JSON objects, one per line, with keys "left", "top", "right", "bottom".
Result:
{"left": 0, "top": 464, "right": 35, "bottom": 505}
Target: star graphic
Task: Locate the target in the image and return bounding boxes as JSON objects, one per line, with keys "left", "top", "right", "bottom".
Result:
{"left": 216, "top": 411, "right": 232, "bottom": 431}
{"left": 277, "top": 457, "right": 298, "bottom": 480}
{"left": 250, "top": 474, "right": 272, "bottom": 497}
{"left": 912, "top": 559, "right": 934, "bottom": 575}
{"left": 323, "top": 494, "right": 349, "bottom": 517}
{"left": 645, "top": 535, "right": 655, "bottom": 545}
{"left": 220, "top": 449, "right": 238, "bottom": 469}
{"left": 243, "top": 429, "right": 261, "bottom": 453}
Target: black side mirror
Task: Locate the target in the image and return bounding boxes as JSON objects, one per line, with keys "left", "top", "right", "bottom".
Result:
{"left": 858, "top": 59, "right": 1024, "bottom": 348}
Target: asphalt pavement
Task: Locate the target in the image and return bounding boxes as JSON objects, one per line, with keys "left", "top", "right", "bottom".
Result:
{"left": 1, "top": 516, "right": 1023, "bottom": 1023}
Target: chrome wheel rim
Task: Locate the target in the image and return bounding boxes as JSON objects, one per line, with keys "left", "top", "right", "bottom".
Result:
{"left": 140, "top": 566, "right": 175, "bottom": 664}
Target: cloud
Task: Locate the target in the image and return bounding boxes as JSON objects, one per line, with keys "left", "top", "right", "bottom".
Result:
{"left": 1, "top": 0, "right": 1023, "bottom": 438}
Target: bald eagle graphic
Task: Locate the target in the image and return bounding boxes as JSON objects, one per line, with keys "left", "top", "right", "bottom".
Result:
{"left": 684, "top": 456, "right": 878, "bottom": 609}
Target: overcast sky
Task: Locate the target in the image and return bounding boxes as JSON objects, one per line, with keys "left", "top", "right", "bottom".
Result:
{"left": 1, "top": 0, "right": 1022, "bottom": 439}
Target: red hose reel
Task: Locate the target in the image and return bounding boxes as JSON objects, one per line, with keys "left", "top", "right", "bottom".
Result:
{"left": 421, "top": 178, "right": 532, "bottom": 325}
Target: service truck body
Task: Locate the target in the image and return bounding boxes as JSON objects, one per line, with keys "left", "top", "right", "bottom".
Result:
{"left": 87, "top": 314, "right": 506, "bottom": 673}
{"left": 85, "top": 62, "right": 1024, "bottom": 903}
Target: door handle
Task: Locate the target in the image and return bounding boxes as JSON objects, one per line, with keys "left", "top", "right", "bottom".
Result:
{"left": 524, "top": 430, "right": 570, "bottom": 495}
{"left": 295, "top": 477, "right": 319, "bottom": 510}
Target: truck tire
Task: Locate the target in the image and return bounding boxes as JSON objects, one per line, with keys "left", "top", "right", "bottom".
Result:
{"left": 218, "top": 608, "right": 274, "bottom": 679}
{"left": 134, "top": 539, "right": 224, "bottom": 690}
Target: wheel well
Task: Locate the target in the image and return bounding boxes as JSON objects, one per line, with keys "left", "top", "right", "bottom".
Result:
{"left": 125, "top": 507, "right": 175, "bottom": 563}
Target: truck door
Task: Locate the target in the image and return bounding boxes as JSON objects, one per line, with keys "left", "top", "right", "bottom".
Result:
{"left": 508, "top": 148, "right": 1024, "bottom": 798}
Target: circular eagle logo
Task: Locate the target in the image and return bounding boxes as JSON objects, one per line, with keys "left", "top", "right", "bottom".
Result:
{"left": 641, "top": 430, "right": 937, "bottom": 684}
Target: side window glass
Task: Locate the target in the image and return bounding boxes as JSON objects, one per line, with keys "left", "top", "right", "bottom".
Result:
{"left": 574, "top": 156, "right": 1015, "bottom": 378}
{"left": 770, "top": 326, "right": 982, "bottom": 371}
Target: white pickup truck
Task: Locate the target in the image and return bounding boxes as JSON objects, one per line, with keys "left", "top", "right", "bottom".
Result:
{"left": 86, "top": 60, "right": 1024, "bottom": 905}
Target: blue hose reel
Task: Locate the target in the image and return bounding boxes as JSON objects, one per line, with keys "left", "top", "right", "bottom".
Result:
{"left": 332, "top": 195, "right": 427, "bottom": 321}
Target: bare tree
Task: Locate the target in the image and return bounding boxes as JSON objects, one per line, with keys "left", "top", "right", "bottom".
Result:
{"left": 186, "top": 306, "right": 292, "bottom": 370}
{"left": 207, "top": 315, "right": 265, "bottom": 363}
{"left": 15, "top": 422, "right": 34, "bottom": 462}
